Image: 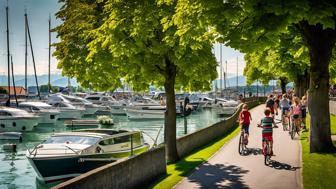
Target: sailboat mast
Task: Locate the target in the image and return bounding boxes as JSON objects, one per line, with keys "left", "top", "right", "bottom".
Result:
{"left": 48, "top": 15, "right": 51, "bottom": 93}
{"left": 11, "top": 56, "right": 18, "bottom": 107}
{"left": 224, "top": 61, "right": 227, "bottom": 90}
{"left": 6, "top": 5, "right": 10, "bottom": 106}
{"left": 220, "top": 44, "right": 222, "bottom": 97}
{"left": 25, "top": 11, "right": 28, "bottom": 95}
{"left": 25, "top": 13, "right": 41, "bottom": 100}
{"left": 236, "top": 56, "right": 239, "bottom": 92}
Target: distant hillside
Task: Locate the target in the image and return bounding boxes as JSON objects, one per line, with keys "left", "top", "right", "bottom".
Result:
{"left": 0, "top": 74, "right": 78, "bottom": 87}
{"left": 213, "top": 75, "right": 246, "bottom": 87}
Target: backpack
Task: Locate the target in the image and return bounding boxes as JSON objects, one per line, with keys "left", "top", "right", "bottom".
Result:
{"left": 266, "top": 99, "right": 274, "bottom": 108}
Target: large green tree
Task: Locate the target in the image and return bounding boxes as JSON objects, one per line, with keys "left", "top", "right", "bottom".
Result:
{"left": 175, "top": 0, "right": 336, "bottom": 152}
{"left": 54, "top": 0, "right": 217, "bottom": 162}
{"left": 244, "top": 28, "right": 310, "bottom": 96}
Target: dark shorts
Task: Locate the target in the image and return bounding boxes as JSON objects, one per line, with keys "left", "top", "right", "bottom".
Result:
{"left": 242, "top": 124, "right": 249, "bottom": 134}
{"left": 293, "top": 114, "right": 300, "bottom": 119}
{"left": 282, "top": 107, "right": 290, "bottom": 114}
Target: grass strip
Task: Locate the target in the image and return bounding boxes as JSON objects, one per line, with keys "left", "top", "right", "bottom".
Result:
{"left": 330, "top": 114, "right": 336, "bottom": 135}
{"left": 300, "top": 115, "right": 336, "bottom": 189}
{"left": 148, "top": 125, "right": 240, "bottom": 189}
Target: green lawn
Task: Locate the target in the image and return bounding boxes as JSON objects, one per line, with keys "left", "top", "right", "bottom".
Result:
{"left": 330, "top": 114, "right": 336, "bottom": 135}
{"left": 301, "top": 115, "right": 336, "bottom": 189}
{"left": 148, "top": 124, "right": 240, "bottom": 189}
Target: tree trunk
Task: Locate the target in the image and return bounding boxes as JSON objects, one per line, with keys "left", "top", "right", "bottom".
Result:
{"left": 299, "top": 21, "right": 336, "bottom": 152}
{"left": 279, "top": 77, "right": 288, "bottom": 94}
{"left": 294, "top": 71, "right": 309, "bottom": 98}
{"left": 164, "top": 58, "right": 179, "bottom": 162}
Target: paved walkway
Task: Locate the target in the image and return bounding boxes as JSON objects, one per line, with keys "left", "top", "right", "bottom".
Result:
{"left": 174, "top": 105, "right": 302, "bottom": 189}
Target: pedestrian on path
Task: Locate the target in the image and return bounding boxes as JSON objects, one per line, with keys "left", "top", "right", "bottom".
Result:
{"left": 301, "top": 95, "right": 308, "bottom": 131}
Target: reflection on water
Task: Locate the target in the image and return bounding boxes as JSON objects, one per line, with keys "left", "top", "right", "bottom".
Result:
{"left": 0, "top": 109, "right": 225, "bottom": 189}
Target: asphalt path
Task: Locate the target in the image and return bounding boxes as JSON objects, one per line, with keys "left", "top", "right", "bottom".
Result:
{"left": 174, "top": 105, "right": 302, "bottom": 189}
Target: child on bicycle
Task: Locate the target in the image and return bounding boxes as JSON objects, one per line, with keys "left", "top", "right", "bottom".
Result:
{"left": 258, "top": 108, "right": 278, "bottom": 156}
{"left": 239, "top": 104, "right": 252, "bottom": 145}
{"left": 290, "top": 97, "right": 302, "bottom": 134}
{"left": 280, "top": 94, "right": 291, "bottom": 121}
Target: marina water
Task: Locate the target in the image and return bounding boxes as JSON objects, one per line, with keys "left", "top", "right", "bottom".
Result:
{"left": 0, "top": 109, "right": 226, "bottom": 189}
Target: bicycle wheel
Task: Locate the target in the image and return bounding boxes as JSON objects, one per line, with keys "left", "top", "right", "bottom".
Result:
{"left": 291, "top": 121, "right": 296, "bottom": 140}
{"left": 264, "top": 143, "right": 270, "bottom": 165}
{"left": 282, "top": 116, "right": 288, "bottom": 131}
{"left": 238, "top": 133, "right": 244, "bottom": 155}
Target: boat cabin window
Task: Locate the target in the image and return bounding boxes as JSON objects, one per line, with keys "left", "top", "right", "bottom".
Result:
{"left": 54, "top": 103, "right": 66, "bottom": 107}
{"left": 99, "top": 133, "right": 142, "bottom": 147}
{"left": 99, "top": 135, "right": 130, "bottom": 146}
{"left": 0, "top": 111, "right": 11, "bottom": 116}
{"left": 101, "top": 97, "right": 110, "bottom": 101}
{"left": 86, "top": 97, "right": 100, "bottom": 101}
{"left": 43, "top": 135, "right": 100, "bottom": 145}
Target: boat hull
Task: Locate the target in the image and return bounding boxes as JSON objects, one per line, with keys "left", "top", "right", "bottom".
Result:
{"left": 214, "top": 106, "right": 237, "bottom": 115}
{"left": 58, "top": 110, "right": 82, "bottom": 120}
{"left": 126, "top": 109, "right": 165, "bottom": 119}
{"left": 37, "top": 112, "right": 59, "bottom": 125}
{"left": 0, "top": 117, "right": 38, "bottom": 132}
{"left": 110, "top": 106, "right": 126, "bottom": 115}
{"left": 27, "top": 145, "right": 149, "bottom": 183}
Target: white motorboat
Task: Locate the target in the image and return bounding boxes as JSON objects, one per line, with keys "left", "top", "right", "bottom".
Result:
{"left": 48, "top": 94, "right": 101, "bottom": 115}
{"left": 213, "top": 98, "right": 239, "bottom": 115}
{"left": 26, "top": 129, "right": 149, "bottom": 183}
{"left": 85, "top": 95, "right": 127, "bottom": 115}
{"left": 125, "top": 106, "right": 166, "bottom": 119}
{"left": 128, "top": 96, "right": 161, "bottom": 107}
{"left": 18, "top": 102, "right": 60, "bottom": 125}
{"left": 197, "top": 96, "right": 216, "bottom": 109}
{"left": 49, "top": 102, "right": 84, "bottom": 120}
{"left": 0, "top": 106, "right": 39, "bottom": 132}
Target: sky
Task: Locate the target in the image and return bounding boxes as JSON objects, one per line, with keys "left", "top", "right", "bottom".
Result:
{"left": 0, "top": 0, "right": 245, "bottom": 78}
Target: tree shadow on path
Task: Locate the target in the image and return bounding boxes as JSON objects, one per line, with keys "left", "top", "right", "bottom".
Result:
{"left": 186, "top": 163, "right": 250, "bottom": 189}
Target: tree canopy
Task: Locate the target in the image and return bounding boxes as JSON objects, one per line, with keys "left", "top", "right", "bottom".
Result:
{"left": 53, "top": 0, "right": 218, "bottom": 162}
{"left": 174, "top": 0, "right": 336, "bottom": 152}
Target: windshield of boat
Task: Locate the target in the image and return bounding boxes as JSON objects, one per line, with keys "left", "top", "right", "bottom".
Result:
{"left": 43, "top": 135, "right": 100, "bottom": 145}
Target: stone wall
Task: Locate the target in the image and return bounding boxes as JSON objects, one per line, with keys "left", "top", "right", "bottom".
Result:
{"left": 52, "top": 147, "right": 166, "bottom": 189}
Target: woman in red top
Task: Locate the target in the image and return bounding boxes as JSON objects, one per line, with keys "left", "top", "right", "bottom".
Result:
{"left": 239, "top": 104, "right": 252, "bottom": 144}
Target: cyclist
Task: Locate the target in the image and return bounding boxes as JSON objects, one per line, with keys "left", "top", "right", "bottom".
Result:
{"left": 280, "top": 94, "right": 291, "bottom": 124}
{"left": 258, "top": 108, "right": 278, "bottom": 156}
{"left": 290, "top": 97, "right": 302, "bottom": 134}
{"left": 266, "top": 94, "right": 276, "bottom": 117}
{"left": 239, "top": 104, "right": 252, "bottom": 145}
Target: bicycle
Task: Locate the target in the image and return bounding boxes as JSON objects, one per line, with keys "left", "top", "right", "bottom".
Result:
{"left": 290, "top": 115, "right": 301, "bottom": 140}
{"left": 238, "top": 128, "right": 248, "bottom": 155}
{"left": 258, "top": 124, "right": 278, "bottom": 165}
{"left": 281, "top": 109, "right": 290, "bottom": 131}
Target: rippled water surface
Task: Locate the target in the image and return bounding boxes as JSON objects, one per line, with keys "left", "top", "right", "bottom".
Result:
{"left": 0, "top": 109, "right": 225, "bottom": 189}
